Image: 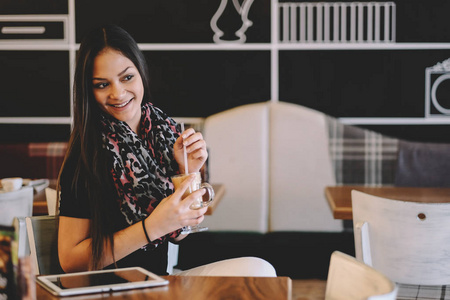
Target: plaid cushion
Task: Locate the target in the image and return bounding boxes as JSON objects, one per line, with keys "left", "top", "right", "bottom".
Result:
{"left": 397, "top": 283, "right": 450, "bottom": 300}
{"left": 28, "top": 142, "right": 67, "bottom": 179}
{"left": 326, "top": 116, "right": 399, "bottom": 186}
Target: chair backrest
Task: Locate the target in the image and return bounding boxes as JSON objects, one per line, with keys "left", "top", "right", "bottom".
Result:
{"left": 202, "top": 101, "right": 343, "bottom": 232}
{"left": 395, "top": 139, "right": 450, "bottom": 187}
{"left": 325, "top": 251, "right": 398, "bottom": 300}
{"left": 26, "top": 215, "right": 63, "bottom": 275}
{"left": 0, "top": 186, "right": 33, "bottom": 226}
{"left": 45, "top": 187, "right": 58, "bottom": 216}
{"left": 13, "top": 217, "right": 30, "bottom": 258}
{"left": 352, "top": 190, "right": 450, "bottom": 285}
{"left": 269, "top": 101, "right": 341, "bottom": 231}
{"left": 202, "top": 102, "right": 270, "bottom": 232}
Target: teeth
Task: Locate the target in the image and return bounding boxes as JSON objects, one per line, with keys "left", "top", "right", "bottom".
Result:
{"left": 111, "top": 99, "right": 132, "bottom": 108}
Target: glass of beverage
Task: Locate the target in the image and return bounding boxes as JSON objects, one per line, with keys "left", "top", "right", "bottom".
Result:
{"left": 171, "top": 172, "right": 215, "bottom": 234}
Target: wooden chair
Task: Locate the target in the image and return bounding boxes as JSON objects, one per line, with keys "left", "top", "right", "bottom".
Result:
{"left": 45, "top": 187, "right": 58, "bottom": 216}
{"left": 26, "top": 215, "right": 63, "bottom": 275}
{"left": 352, "top": 190, "right": 450, "bottom": 285}
{"left": 13, "top": 217, "right": 30, "bottom": 258}
{"left": 325, "top": 251, "right": 398, "bottom": 300}
{"left": 25, "top": 214, "right": 179, "bottom": 275}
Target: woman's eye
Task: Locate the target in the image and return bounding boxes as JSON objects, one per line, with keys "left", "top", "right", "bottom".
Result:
{"left": 123, "top": 74, "right": 134, "bottom": 81}
{"left": 93, "top": 82, "right": 107, "bottom": 89}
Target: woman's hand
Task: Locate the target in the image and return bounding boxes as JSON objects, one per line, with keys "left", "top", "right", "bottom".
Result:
{"left": 145, "top": 174, "right": 208, "bottom": 240}
{"left": 173, "top": 127, "right": 208, "bottom": 174}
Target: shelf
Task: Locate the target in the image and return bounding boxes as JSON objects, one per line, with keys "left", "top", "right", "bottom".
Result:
{"left": 0, "top": 117, "right": 72, "bottom": 124}
{"left": 3, "top": 42, "right": 450, "bottom": 52}
{"left": 339, "top": 117, "right": 450, "bottom": 125}
{"left": 138, "top": 43, "right": 273, "bottom": 51}
{"left": 0, "top": 42, "right": 273, "bottom": 51}
{"left": 0, "top": 43, "right": 73, "bottom": 51}
{"left": 277, "top": 42, "right": 450, "bottom": 50}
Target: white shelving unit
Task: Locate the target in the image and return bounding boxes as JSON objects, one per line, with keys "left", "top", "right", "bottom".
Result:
{"left": 1, "top": 0, "right": 449, "bottom": 128}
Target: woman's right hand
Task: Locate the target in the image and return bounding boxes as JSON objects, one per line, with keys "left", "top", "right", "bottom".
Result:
{"left": 144, "top": 174, "right": 208, "bottom": 241}
{"left": 173, "top": 127, "right": 208, "bottom": 174}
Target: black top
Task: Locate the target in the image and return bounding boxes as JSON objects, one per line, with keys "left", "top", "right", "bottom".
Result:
{"left": 59, "top": 149, "right": 169, "bottom": 275}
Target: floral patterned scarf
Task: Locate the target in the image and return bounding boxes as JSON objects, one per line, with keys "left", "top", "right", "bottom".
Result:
{"left": 101, "top": 102, "right": 181, "bottom": 250}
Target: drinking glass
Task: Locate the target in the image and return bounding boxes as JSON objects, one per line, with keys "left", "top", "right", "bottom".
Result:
{"left": 171, "top": 172, "right": 215, "bottom": 234}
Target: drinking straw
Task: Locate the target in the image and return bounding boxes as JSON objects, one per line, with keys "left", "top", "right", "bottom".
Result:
{"left": 181, "top": 123, "right": 189, "bottom": 175}
{"left": 180, "top": 123, "right": 192, "bottom": 195}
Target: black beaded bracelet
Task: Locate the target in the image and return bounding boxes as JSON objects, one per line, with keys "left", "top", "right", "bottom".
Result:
{"left": 142, "top": 219, "right": 152, "bottom": 244}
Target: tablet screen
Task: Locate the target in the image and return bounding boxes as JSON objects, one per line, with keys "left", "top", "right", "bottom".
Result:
{"left": 37, "top": 267, "right": 169, "bottom": 296}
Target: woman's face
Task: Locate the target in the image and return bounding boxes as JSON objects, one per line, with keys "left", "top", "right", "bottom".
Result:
{"left": 92, "top": 48, "right": 144, "bottom": 133}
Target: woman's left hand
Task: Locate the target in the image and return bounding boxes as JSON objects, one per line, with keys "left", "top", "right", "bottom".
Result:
{"left": 174, "top": 127, "right": 208, "bottom": 173}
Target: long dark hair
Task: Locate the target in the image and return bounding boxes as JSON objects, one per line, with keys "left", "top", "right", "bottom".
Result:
{"left": 58, "top": 25, "right": 151, "bottom": 270}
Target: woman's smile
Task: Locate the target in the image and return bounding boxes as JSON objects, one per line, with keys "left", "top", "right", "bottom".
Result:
{"left": 108, "top": 98, "right": 133, "bottom": 108}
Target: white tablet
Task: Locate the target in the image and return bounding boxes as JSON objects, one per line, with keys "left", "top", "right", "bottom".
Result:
{"left": 37, "top": 267, "right": 169, "bottom": 297}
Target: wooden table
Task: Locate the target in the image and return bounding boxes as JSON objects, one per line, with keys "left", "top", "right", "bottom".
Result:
{"left": 325, "top": 185, "right": 450, "bottom": 220}
{"left": 36, "top": 275, "right": 292, "bottom": 300}
{"left": 33, "top": 184, "right": 225, "bottom": 216}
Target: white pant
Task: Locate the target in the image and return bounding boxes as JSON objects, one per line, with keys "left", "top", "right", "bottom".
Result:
{"left": 175, "top": 257, "right": 277, "bottom": 277}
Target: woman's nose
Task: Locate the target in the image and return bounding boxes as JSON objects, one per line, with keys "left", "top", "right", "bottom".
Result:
{"left": 110, "top": 83, "right": 126, "bottom": 100}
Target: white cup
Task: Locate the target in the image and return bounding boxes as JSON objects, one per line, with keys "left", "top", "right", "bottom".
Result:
{"left": 1, "top": 177, "right": 23, "bottom": 192}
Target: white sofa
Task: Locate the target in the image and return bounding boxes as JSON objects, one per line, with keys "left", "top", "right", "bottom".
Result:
{"left": 176, "top": 101, "right": 353, "bottom": 279}
{"left": 202, "top": 101, "right": 343, "bottom": 233}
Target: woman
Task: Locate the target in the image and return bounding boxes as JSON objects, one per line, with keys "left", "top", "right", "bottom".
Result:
{"left": 58, "top": 24, "right": 276, "bottom": 277}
